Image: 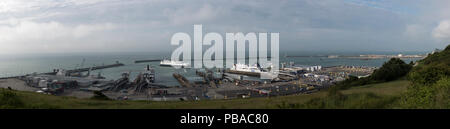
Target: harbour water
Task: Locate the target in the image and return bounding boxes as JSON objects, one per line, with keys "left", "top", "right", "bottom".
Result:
{"left": 0, "top": 51, "right": 426, "bottom": 86}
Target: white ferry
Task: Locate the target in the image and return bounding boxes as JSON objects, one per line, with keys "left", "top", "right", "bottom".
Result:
{"left": 160, "top": 59, "right": 190, "bottom": 68}
{"left": 229, "top": 63, "right": 278, "bottom": 79}
{"left": 231, "top": 63, "right": 263, "bottom": 73}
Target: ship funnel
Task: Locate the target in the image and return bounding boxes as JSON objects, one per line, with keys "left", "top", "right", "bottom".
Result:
{"left": 147, "top": 65, "right": 150, "bottom": 71}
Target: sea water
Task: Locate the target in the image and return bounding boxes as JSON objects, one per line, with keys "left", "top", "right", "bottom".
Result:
{"left": 0, "top": 51, "right": 426, "bottom": 86}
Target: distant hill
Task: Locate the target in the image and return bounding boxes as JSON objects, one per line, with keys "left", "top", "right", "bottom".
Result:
{"left": 419, "top": 45, "right": 450, "bottom": 66}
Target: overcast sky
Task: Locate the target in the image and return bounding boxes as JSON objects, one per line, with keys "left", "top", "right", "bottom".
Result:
{"left": 0, "top": 0, "right": 449, "bottom": 55}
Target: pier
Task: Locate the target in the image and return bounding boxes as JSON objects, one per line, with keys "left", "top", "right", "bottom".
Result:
{"left": 68, "top": 62, "right": 124, "bottom": 74}
{"left": 173, "top": 73, "right": 192, "bottom": 87}
{"left": 0, "top": 62, "right": 124, "bottom": 79}
{"left": 134, "top": 59, "right": 162, "bottom": 63}
{"left": 195, "top": 69, "right": 221, "bottom": 88}
{"left": 43, "top": 61, "right": 125, "bottom": 75}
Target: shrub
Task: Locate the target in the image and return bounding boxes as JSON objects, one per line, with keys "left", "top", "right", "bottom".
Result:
{"left": 433, "top": 77, "right": 450, "bottom": 108}
{"left": 335, "top": 58, "right": 412, "bottom": 90}
{"left": 401, "top": 77, "right": 450, "bottom": 108}
{"left": 0, "top": 89, "right": 25, "bottom": 108}
{"left": 370, "top": 58, "right": 412, "bottom": 82}
{"left": 400, "top": 44, "right": 450, "bottom": 108}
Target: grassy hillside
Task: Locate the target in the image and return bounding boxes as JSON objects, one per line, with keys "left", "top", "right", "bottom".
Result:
{"left": 0, "top": 79, "right": 410, "bottom": 109}
{"left": 401, "top": 45, "right": 450, "bottom": 108}
{"left": 277, "top": 79, "right": 410, "bottom": 109}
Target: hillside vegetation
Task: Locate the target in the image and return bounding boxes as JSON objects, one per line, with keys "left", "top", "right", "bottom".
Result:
{"left": 401, "top": 45, "right": 450, "bottom": 108}
{"left": 335, "top": 58, "right": 413, "bottom": 90}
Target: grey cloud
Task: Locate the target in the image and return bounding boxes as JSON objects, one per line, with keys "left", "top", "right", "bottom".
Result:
{"left": 0, "top": 0, "right": 449, "bottom": 54}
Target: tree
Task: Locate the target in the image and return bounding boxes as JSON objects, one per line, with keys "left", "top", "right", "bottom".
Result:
{"left": 370, "top": 58, "right": 412, "bottom": 82}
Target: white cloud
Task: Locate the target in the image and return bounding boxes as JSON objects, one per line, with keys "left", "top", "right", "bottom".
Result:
{"left": 0, "top": 19, "right": 117, "bottom": 54}
{"left": 73, "top": 23, "right": 116, "bottom": 38}
{"left": 0, "top": 0, "right": 449, "bottom": 54}
{"left": 403, "top": 24, "right": 428, "bottom": 40}
{"left": 165, "top": 4, "right": 220, "bottom": 25}
{"left": 66, "top": 0, "right": 108, "bottom": 5}
{"left": 0, "top": 0, "right": 109, "bottom": 13}
{"left": 432, "top": 20, "right": 450, "bottom": 42}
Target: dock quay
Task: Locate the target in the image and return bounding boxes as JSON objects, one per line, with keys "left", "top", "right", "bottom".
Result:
{"left": 0, "top": 62, "right": 125, "bottom": 79}
{"left": 195, "top": 70, "right": 222, "bottom": 88}
{"left": 0, "top": 76, "right": 25, "bottom": 80}
{"left": 47, "top": 62, "right": 125, "bottom": 75}
{"left": 173, "top": 73, "right": 193, "bottom": 87}
{"left": 134, "top": 59, "right": 162, "bottom": 63}
{"left": 225, "top": 70, "right": 260, "bottom": 77}
{"left": 68, "top": 62, "right": 124, "bottom": 74}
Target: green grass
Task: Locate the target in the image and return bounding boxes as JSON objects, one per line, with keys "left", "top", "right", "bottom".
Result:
{"left": 341, "top": 79, "right": 409, "bottom": 95}
{"left": 0, "top": 79, "right": 410, "bottom": 109}
{"left": 277, "top": 80, "right": 410, "bottom": 109}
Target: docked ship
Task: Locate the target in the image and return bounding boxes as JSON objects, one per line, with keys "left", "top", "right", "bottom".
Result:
{"left": 226, "top": 63, "right": 278, "bottom": 79}
{"left": 143, "top": 65, "right": 156, "bottom": 83}
{"left": 231, "top": 63, "right": 264, "bottom": 73}
{"left": 160, "top": 59, "right": 190, "bottom": 68}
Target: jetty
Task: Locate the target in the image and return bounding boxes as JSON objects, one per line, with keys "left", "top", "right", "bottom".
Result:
{"left": 69, "top": 62, "right": 123, "bottom": 74}
{"left": 0, "top": 62, "right": 124, "bottom": 79}
{"left": 44, "top": 61, "right": 125, "bottom": 75}
{"left": 134, "top": 59, "right": 162, "bottom": 63}
{"left": 173, "top": 73, "right": 192, "bottom": 87}
{"left": 195, "top": 69, "right": 221, "bottom": 88}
